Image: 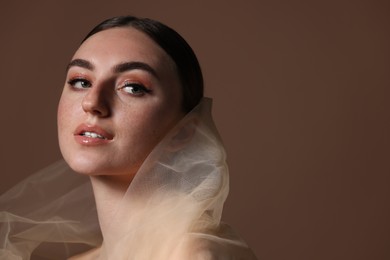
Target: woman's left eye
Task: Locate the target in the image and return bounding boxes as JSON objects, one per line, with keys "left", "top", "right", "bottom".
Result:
{"left": 119, "top": 83, "right": 151, "bottom": 96}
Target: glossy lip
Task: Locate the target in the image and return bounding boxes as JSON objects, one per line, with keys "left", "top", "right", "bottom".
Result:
{"left": 74, "top": 124, "right": 114, "bottom": 145}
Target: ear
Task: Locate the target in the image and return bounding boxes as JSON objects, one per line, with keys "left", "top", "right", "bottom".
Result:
{"left": 168, "top": 116, "right": 198, "bottom": 152}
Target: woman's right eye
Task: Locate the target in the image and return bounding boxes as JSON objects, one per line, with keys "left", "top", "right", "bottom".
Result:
{"left": 67, "top": 78, "right": 92, "bottom": 89}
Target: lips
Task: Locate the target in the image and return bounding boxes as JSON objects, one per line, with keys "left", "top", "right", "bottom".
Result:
{"left": 74, "top": 124, "right": 113, "bottom": 145}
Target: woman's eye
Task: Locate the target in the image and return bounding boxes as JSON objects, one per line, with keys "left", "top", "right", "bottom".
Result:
{"left": 120, "top": 83, "right": 151, "bottom": 96}
{"left": 68, "top": 78, "right": 91, "bottom": 89}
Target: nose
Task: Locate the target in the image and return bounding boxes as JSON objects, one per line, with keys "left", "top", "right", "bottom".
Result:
{"left": 81, "top": 85, "right": 111, "bottom": 117}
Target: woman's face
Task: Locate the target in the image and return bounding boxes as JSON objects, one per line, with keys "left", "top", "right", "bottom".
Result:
{"left": 58, "top": 27, "right": 184, "bottom": 179}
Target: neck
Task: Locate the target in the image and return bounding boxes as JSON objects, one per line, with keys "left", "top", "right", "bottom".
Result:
{"left": 89, "top": 174, "right": 133, "bottom": 241}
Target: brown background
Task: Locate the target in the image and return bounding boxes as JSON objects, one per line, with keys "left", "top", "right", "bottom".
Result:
{"left": 1, "top": 0, "right": 389, "bottom": 259}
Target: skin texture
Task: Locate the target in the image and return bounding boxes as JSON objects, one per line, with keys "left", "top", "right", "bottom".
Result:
{"left": 57, "top": 27, "right": 184, "bottom": 182}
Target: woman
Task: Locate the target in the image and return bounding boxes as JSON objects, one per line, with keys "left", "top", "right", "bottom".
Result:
{"left": 0, "top": 16, "right": 256, "bottom": 259}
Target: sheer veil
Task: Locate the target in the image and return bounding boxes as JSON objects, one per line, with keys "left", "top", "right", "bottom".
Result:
{"left": 0, "top": 98, "right": 256, "bottom": 259}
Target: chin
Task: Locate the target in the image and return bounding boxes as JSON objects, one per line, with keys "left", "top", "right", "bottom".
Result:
{"left": 64, "top": 154, "right": 139, "bottom": 180}
{"left": 65, "top": 156, "right": 103, "bottom": 176}
{"left": 60, "top": 145, "right": 107, "bottom": 175}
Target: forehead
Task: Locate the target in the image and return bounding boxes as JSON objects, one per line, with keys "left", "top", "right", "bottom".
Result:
{"left": 73, "top": 27, "right": 174, "bottom": 70}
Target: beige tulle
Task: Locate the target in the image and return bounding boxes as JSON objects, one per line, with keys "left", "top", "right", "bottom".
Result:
{"left": 0, "top": 98, "right": 256, "bottom": 259}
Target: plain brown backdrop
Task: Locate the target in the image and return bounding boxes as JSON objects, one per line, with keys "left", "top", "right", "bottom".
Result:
{"left": 1, "top": 0, "right": 389, "bottom": 259}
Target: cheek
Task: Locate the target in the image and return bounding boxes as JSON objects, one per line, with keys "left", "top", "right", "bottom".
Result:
{"left": 57, "top": 100, "right": 72, "bottom": 151}
{"left": 119, "top": 108, "right": 160, "bottom": 138}
{"left": 57, "top": 98, "right": 66, "bottom": 129}
{"left": 57, "top": 99, "right": 65, "bottom": 123}
{"left": 57, "top": 97, "right": 69, "bottom": 156}
{"left": 57, "top": 91, "right": 83, "bottom": 120}
{"left": 57, "top": 95, "right": 81, "bottom": 138}
{"left": 119, "top": 103, "right": 178, "bottom": 143}
{"left": 57, "top": 97, "right": 71, "bottom": 129}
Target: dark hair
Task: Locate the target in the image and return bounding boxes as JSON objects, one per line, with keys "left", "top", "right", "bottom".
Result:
{"left": 82, "top": 15, "right": 203, "bottom": 113}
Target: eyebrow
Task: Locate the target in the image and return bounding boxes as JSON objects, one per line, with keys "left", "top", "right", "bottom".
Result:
{"left": 66, "top": 59, "right": 158, "bottom": 78}
{"left": 113, "top": 61, "right": 158, "bottom": 78}
{"left": 66, "top": 59, "right": 94, "bottom": 72}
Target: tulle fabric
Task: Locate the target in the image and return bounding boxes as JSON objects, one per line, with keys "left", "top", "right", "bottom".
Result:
{"left": 0, "top": 162, "right": 101, "bottom": 259}
{"left": 0, "top": 98, "right": 256, "bottom": 259}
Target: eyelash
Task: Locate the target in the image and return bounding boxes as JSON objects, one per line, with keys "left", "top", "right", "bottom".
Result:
{"left": 118, "top": 82, "right": 151, "bottom": 96}
{"left": 67, "top": 78, "right": 151, "bottom": 96}
{"left": 67, "top": 78, "right": 91, "bottom": 89}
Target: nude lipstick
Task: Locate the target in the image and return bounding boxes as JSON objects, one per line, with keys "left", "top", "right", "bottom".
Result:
{"left": 74, "top": 124, "right": 113, "bottom": 145}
